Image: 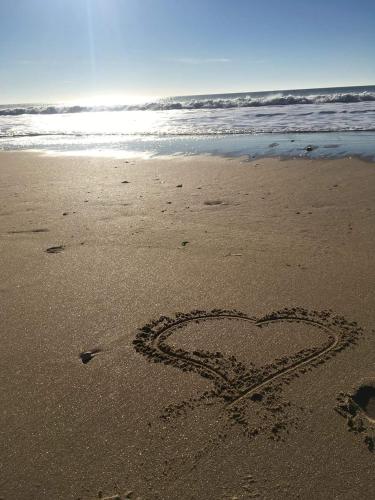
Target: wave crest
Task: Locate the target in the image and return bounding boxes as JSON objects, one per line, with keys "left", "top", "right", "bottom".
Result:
{"left": 1, "top": 91, "right": 375, "bottom": 116}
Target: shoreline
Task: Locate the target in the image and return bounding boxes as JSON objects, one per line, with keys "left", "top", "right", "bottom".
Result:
{"left": 1, "top": 146, "right": 375, "bottom": 165}
{"left": 1, "top": 129, "right": 375, "bottom": 162}
{"left": 1, "top": 152, "right": 374, "bottom": 499}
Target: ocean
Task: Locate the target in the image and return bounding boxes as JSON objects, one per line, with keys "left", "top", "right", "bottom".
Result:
{"left": 0, "top": 85, "right": 374, "bottom": 159}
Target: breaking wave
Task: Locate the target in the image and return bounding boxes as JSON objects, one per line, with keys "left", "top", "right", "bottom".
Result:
{"left": 1, "top": 91, "right": 375, "bottom": 116}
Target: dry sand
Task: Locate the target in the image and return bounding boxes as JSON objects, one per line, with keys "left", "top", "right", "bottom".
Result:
{"left": 0, "top": 151, "right": 374, "bottom": 499}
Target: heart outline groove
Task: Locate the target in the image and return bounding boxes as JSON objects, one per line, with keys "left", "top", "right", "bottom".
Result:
{"left": 133, "top": 307, "right": 363, "bottom": 436}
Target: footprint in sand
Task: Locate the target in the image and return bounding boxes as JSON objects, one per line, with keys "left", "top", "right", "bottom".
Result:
{"left": 45, "top": 245, "right": 65, "bottom": 254}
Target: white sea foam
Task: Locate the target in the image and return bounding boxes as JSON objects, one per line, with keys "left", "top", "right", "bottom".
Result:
{"left": 1, "top": 91, "right": 375, "bottom": 116}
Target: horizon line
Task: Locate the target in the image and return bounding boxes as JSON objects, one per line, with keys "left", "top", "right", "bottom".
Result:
{"left": 1, "top": 83, "right": 374, "bottom": 106}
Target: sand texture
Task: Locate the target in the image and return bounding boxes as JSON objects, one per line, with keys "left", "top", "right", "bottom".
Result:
{"left": 0, "top": 152, "right": 375, "bottom": 499}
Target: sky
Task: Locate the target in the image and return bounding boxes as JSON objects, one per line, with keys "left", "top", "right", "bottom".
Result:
{"left": 0, "top": 0, "right": 374, "bottom": 103}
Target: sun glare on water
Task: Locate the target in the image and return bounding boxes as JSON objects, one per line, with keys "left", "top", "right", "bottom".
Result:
{"left": 51, "top": 94, "right": 164, "bottom": 138}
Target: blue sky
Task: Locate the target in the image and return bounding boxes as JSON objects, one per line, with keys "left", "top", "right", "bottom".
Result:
{"left": 0, "top": 0, "right": 374, "bottom": 103}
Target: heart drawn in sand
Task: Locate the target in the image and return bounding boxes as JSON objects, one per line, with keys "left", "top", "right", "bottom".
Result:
{"left": 133, "top": 308, "right": 362, "bottom": 413}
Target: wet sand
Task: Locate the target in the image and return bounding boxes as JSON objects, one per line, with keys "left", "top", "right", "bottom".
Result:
{"left": 0, "top": 152, "right": 375, "bottom": 499}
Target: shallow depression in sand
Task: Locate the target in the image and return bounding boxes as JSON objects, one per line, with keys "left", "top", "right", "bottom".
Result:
{"left": 352, "top": 384, "right": 375, "bottom": 421}
{"left": 167, "top": 316, "right": 329, "bottom": 368}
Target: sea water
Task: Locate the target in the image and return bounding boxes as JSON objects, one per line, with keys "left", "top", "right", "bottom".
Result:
{"left": 0, "top": 85, "right": 374, "bottom": 159}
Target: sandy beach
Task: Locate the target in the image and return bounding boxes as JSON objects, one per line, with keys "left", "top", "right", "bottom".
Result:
{"left": 1, "top": 151, "right": 374, "bottom": 499}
